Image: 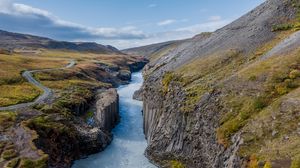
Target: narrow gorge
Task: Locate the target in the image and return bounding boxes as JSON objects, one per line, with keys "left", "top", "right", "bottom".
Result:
{"left": 1, "top": 0, "right": 300, "bottom": 168}
{"left": 73, "top": 72, "right": 156, "bottom": 168}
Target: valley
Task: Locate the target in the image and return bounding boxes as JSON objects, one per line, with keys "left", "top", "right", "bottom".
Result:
{"left": 1, "top": 0, "right": 300, "bottom": 168}
{"left": 0, "top": 32, "right": 148, "bottom": 167}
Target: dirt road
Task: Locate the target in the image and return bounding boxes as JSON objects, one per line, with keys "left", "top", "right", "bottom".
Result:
{"left": 0, "top": 60, "right": 76, "bottom": 111}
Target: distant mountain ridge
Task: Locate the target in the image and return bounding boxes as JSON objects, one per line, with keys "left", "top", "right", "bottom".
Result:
{"left": 122, "top": 40, "right": 180, "bottom": 58}
{"left": 0, "top": 29, "right": 121, "bottom": 54}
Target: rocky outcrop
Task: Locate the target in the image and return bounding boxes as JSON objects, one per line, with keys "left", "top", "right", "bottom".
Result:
{"left": 75, "top": 124, "right": 112, "bottom": 157}
{"left": 143, "top": 81, "right": 224, "bottom": 167}
{"left": 133, "top": 89, "right": 143, "bottom": 101}
{"left": 29, "top": 115, "right": 112, "bottom": 168}
{"left": 128, "top": 59, "right": 149, "bottom": 72}
{"left": 143, "top": 82, "right": 246, "bottom": 168}
{"left": 95, "top": 89, "right": 119, "bottom": 131}
{"left": 28, "top": 89, "right": 120, "bottom": 168}
{"left": 117, "top": 70, "right": 131, "bottom": 81}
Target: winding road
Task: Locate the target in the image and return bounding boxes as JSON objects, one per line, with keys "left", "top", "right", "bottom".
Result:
{"left": 0, "top": 60, "right": 76, "bottom": 111}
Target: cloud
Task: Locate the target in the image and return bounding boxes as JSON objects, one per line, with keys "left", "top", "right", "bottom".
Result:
{"left": 157, "top": 19, "right": 177, "bottom": 26}
{"left": 0, "top": 1, "right": 231, "bottom": 49}
{"left": 13, "top": 3, "right": 52, "bottom": 17}
{"left": 107, "top": 19, "right": 231, "bottom": 49}
{"left": 148, "top": 4, "right": 157, "bottom": 8}
{"left": 0, "top": 1, "right": 147, "bottom": 41}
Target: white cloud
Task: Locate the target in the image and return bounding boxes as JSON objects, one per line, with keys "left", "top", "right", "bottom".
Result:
{"left": 0, "top": 0, "right": 232, "bottom": 49}
{"left": 0, "top": 1, "right": 147, "bottom": 41}
{"left": 12, "top": 3, "right": 51, "bottom": 17}
{"left": 103, "top": 18, "right": 231, "bottom": 49}
{"left": 0, "top": 0, "right": 14, "bottom": 13}
{"left": 157, "top": 19, "right": 176, "bottom": 26}
{"left": 148, "top": 4, "right": 157, "bottom": 8}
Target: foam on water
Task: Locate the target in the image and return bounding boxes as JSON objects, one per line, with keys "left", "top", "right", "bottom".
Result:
{"left": 73, "top": 72, "right": 156, "bottom": 168}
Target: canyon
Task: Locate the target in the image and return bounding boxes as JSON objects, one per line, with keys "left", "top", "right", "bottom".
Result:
{"left": 1, "top": 0, "right": 300, "bottom": 167}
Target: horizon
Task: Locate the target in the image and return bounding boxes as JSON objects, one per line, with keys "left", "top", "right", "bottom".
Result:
{"left": 0, "top": 0, "right": 264, "bottom": 49}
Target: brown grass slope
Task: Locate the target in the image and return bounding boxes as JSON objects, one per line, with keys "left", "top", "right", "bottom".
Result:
{"left": 0, "top": 29, "right": 121, "bottom": 54}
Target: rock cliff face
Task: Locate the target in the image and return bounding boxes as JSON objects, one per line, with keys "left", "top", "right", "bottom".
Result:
{"left": 142, "top": 81, "right": 228, "bottom": 167}
{"left": 31, "top": 118, "right": 112, "bottom": 168}
{"left": 125, "top": 0, "right": 300, "bottom": 167}
{"left": 95, "top": 89, "right": 119, "bottom": 131}
{"left": 29, "top": 88, "right": 120, "bottom": 168}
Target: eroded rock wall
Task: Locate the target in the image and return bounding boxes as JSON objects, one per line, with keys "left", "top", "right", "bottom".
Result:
{"left": 142, "top": 80, "right": 243, "bottom": 167}
{"left": 95, "top": 88, "right": 119, "bottom": 131}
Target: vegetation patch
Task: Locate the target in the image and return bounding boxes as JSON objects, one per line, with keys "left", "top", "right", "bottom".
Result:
{"left": 180, "top": 84, "right": 208, "bottom": 113}
{"left": 169, "top": 160, "right": 185, "bottom": 168}
{"left": 272, "top": 24, "right": 295, "bottom": 32}
{"left": 272, "top": 0, "right": 300, "bottom": 32}
{"left": 253, "top": 30, "right": 295, "bottom": 58}
{"left": 218, "top": 48, "right": 300, "bottom": 146}
{"left": 19, "top": 155, "right": 48, "bottom": 168}
{"left": 175, "top": 50, "right": 245, "bottom": 113}
{"left": 5, "top": 158, "right": 20, "bottom": 168}
{"left": 27, "top": 116, "right": 71, "bottom": 134}
{"left": 0, "top": 112, "right": 16, "bottom": 131}
{"left": 247, "top": 155, "right": 259, "bottom": 168}
{"left": 162, "top": 71, "right": 183, "bottom": 93}
{"left": 0, "top": 83, "right": 41, "bottom": 107}
{"left": 263, "top": 161, "right": 272, "bottom": 168}
{"left": 291, "top": 155, "right": 300, "bottom": 168}
{"left": 1, "top": 149, "right": 17, "bottom": 160}
{"left": 216, "top": 96, "right": 267, "bottom": 146}
{"left": 0, "top": 53, "right": 69, "bottom": 106}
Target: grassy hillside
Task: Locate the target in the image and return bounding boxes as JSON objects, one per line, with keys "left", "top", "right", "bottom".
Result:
{"left": 139, "top": 0, "right": 300, "bottom": 167}
{"left": 160, "top": 26, "right": 300, "bottom": 168}
{"left": 0, "top": 54, "right": 67, "bottom": 107}
{"left": 0, "top": 49, "right": 143, "bottom": 107}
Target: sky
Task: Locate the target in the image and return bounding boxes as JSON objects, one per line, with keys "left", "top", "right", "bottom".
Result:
{"left": 0, "top": 0, "right": 264, "bottom": 49}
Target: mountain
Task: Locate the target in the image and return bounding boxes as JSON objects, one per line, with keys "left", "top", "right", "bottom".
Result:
{"left": 122, "top": 40, "right": 180, "bottom": 58}
{"left": 0, "top": 29, "right": 121, "bottom": 54}
{"left": 125, "top": 0, "right": 300, "bottom": 167}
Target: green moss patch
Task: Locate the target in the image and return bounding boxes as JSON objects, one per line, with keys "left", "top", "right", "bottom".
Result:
{"left": 1, "top": 149, "right": 17, "bottom": 160}
{"left": 5, "top": 158, "right": 20, "bottom": 168}
{"left": 162, "top": 71, "right": 183, "bottom": 93}
{"left": 19, "top": 155, "right": 48, "bottom": 168}
{"left": 272, "top": 0, "right": 300, "bottom": 32}
{"left": 170, "top": 160, "right": 185, "bottom": 168}
{"left": 291, "top": 155, "right": 300, "bottom": 168}
{"left": 27, "top": 115, "right": 71, "bottom": 135}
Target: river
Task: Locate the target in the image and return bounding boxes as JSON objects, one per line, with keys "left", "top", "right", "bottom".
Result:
{"left": 73, "top": 72, "right": 156, "bottom": 168}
